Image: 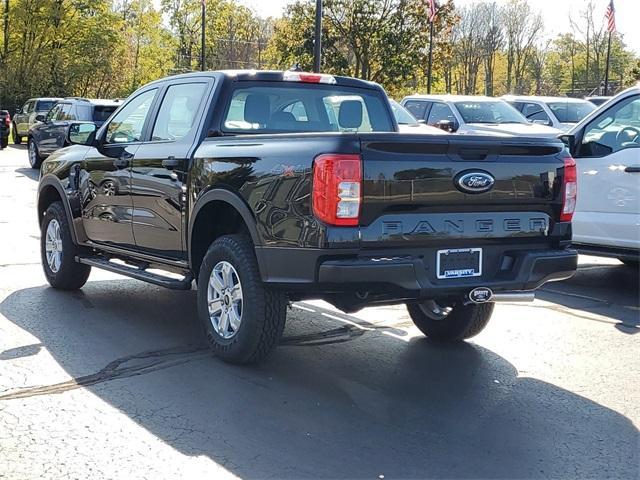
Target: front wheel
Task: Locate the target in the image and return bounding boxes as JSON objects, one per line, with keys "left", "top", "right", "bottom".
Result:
{"left": 407, "top": 300, "right": 494, "bottom": 341}
{"left": 41, "top": 201, "right": 91, "bottom": 290}
{"left": 197, "top": 235, "right": 287, "bottom": 365}
{"left": 28, "top": 138, "right": 43, "bottom": 169}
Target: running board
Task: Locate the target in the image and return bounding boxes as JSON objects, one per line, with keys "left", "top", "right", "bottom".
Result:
{"left": 76, "top": 256, "right": 193, "bottom": 290}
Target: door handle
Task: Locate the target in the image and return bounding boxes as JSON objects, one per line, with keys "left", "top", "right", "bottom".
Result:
{"left": 162, "top": 157, "right": 180, "bottom": 169}
{"left": 624, "top": 165, "right": 640, "bottom": 173}
{"left": 113, "top": 157, "right": 130, "bottom": 169}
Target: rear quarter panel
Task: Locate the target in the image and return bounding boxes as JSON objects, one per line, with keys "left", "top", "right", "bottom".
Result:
{"left": 190, "top": 133, "right": 361, "bottom": 248}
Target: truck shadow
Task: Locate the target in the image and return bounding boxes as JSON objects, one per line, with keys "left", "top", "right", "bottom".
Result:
{"left": 0, "top": 280, "right": 637, "bottom": 478}
{"left": 537, "top": 261, "right": 639, "bottom": 334}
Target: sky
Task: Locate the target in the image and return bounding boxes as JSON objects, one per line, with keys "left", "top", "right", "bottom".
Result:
{"left": 232, "top": 0, "right": 640, "bottom": 55}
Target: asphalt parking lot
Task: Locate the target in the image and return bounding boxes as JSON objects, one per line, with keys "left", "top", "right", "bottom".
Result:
{"left": 0, "top": 144, "right": 638, "bottom": 479}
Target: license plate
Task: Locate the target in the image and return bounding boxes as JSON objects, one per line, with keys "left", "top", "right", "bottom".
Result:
{"left": 437, "top": 248, "right": 482, "bottom": 279}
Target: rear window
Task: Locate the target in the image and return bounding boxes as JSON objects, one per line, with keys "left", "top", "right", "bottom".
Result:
{"left": 547, "top": 101, "right": 596, "bottom": 123}
{"left": 222, "top": 83, "right": 393, "bottom": 134}
{"left": 77, "top": 105, "right": 117, "bottom": 123}
{"left": 36, "top": 100, "right": 56, "bottom": 112}
{"left": 92, "top": 106, "right": 117, "bottom": 122}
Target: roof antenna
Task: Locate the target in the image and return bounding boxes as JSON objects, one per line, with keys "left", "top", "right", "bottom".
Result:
{"left": 289, "top": 62, "right": 303, "bottom": 72}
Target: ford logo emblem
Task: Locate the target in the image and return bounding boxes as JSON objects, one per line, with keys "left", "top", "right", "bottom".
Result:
{"left": 455, "top": 170, "right": 495, "bottom": 194}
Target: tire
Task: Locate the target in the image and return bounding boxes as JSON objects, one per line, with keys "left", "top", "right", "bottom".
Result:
{"left": 41, "top": 201, "right": 91, "bottom": 290}
{"left": 197, "top": 234, "right": 286, "bottom": 365}
{"left": 13, "top": 124, "right": 21, "bottom": 144}
{"left": 28, "top": 137, "right": 43, "bottom": 169}
{"left": 407, "top": 300, "right": 494, "bottom": 342}
{"left": 0, "top": 136, "right": 6, "bottom": 149}
{"left": 621, "top": 259, "right": 639, "bottom": 269}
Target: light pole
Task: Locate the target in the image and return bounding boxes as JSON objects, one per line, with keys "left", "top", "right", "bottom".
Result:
{"left": 200, "top": 0, "right": 206, "bottom": 71}
{"left": 313, "top": 0, "right": 322, "bottom": 73}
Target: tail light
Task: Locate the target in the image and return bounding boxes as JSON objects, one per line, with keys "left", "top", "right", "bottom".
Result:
{"left": 4, "top": 114, "right": 9, "bottom": 127}
{"left": 312, "top": 154, "right": 362, "bottom": 226}
{"left": 560, "top": 156, "right": 577, "bottom": 222}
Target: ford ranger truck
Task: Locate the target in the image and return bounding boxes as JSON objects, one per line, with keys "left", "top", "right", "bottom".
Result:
{"left": 37, "top": 70, "right": 578, "bottom": 364}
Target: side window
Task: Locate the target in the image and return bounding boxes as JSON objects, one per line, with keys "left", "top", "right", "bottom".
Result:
{"left": 404, "top": 101, "right": 428, "bottom": 120}
{"left": 511, "top": 102, "right": 524, "bottom": 112}
{"left": 58, "top": 104, "right": 74, "bottom": 121}
{"left": 283, "top": 101, "right": 308, "bottom": 121}
{"left": 579, "top": 95, "right": 640, "bottom": 157}
{"left": 106, "top": 89, "right": 157, "bottom": 144}
{"left": 427, "top": 102, "right": 456, "bottom": 126}
{"left": 151, "top": 83, "right": 207, "bottom": 141}
{"left": 46, "top": 105, "right": 62, "bottom": 122}
{"left": 521, "top": 103, "right": 550, "bottom": 125}
{"left": 23, "top": 101, "right": 33, "bottom": 114}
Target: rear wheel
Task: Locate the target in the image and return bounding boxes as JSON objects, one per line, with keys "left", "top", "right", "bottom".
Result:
{"left": 41, "top": 201, "right": 91, "bottom": 290}
{"left": 407, "top": 300, "right": 494, "bottom": 341}
{"left": 197, "top": 234, "right": 286, "bottom": 365}
{"left": 28, "top": 138, "right": 43, "bottom": 169}
{"left": 13, "top": 124, "right": 21, "bottom": 144}
{"left": 0, "top": 135, "right": 7, "bottom": 149}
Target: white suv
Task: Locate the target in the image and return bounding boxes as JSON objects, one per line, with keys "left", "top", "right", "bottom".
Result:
{"left": 400, "top": 94, "right": 562, "bottom": 137}
{"left": 564, "top": 86, "right": 640, "bottom": 265}
{"left": 502, "top": 95, "right": 596, "bottom": 132}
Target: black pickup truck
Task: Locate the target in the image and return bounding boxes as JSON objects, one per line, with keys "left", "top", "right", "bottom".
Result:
{"left": 37, "top": 70, "right": 577, "bottom": 364}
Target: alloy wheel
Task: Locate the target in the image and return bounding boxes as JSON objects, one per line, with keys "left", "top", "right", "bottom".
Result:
{"left": 207, "top": 261, "right": 243, "bottom": 339}
{"left": 45, "top": 218, "right": 63, "bottom": 273}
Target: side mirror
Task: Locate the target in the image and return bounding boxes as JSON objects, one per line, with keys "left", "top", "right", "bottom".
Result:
{"left": 35, "top": 114, "right": 46, "bottom": 123}
{"left": 67, "top": 122, "right": 97, "bottom": 146}
{"left": 532, "top": 119, "right": 550, "bottom": 126}
{"left": 436, "top": 119, "right": 456, "bottom": 133}
{"left": 417, "top": 119, "right": 427, "bottom": 125}
{"left": 558, "top": 134, "right": 576, "bottom": 155}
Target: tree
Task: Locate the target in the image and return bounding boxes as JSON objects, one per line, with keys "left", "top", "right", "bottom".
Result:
{"left": 503, "top": 0, "right": 543, "bottom": 93}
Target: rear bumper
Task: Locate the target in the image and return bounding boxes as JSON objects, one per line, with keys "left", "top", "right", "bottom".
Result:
{"left": 256, "top": 245, "right": 578, "bottom": 298}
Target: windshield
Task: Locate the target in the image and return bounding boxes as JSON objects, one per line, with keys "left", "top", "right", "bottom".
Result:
{"left": 222, "top": 83, "right": 393, "bottom": 134}
{"left": 389, "top": 99, "right": 418, "bottom": 125}
{"left": 547, "top": 101, "right": 596, "bottom": 123}
{"left": 35, "top": 100, "right": 56, "bottom": 112}
{"left": 454, "top": 100, "right": 527, "bottom": 124}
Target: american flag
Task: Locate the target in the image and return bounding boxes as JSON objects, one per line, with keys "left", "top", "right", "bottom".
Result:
{"left": 425, "top": 0, "right": 438, "bottom": 23}
{"left": 605, "top": 0, "right": 616, "bottom": 33}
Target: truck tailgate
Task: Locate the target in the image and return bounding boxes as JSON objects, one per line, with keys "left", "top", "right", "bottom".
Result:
{"left": 358, "top": 134, "right": 567, "bottom": 247}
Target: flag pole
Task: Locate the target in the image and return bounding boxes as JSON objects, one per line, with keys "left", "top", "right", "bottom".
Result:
{"left": 427, "top": 19, "right": 434, "bottom": 94}
{"left": 313, "top": 0, "right": 323, "bottom": 73}
{"left": 200, "top": 0, "right": 206, "bottom": 71}
{"left": 604, "top": 30, "right": 612, "bottom": 95}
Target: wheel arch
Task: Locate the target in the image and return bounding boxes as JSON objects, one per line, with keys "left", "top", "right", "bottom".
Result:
{"left": 188, "top": 189, "right": 262, "bottom": 274}
{"left": 37, "top": 176, "right": 77, "bottom": 244}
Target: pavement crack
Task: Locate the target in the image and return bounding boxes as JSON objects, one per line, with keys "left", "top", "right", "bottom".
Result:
{"left": 0, "top": 345, "right": 209, "bottom": 401}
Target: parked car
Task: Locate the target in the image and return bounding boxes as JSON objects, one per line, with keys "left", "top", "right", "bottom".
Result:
{"left": 502, "top": 95, "right": 596, "bottom": 131}
{"left": 586, "top": 96, "right": 612, "bottom": 107}
{"left": 389, "top": 99, "right": 443, "bottom": 134}
{"left": 12, "top": 97, "right": 61, "bottom": 145}
{"left": 400, "top": 94, "right": 562, "bottom": 137}
{"left": 561, "top": 85, "right": 640, "bottom": 266}
{"left": 28, "top": 98, "right": 120, "bottom": 168}
{"left": 0, "top": 110, "right": 10, "bottom": 149}
{"left": 37, "top": 70, "right": 577, "bottom": 365}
